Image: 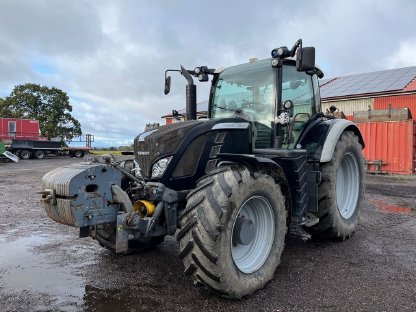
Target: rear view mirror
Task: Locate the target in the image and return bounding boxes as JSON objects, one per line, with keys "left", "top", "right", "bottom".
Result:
{"left": 164, "top": 76, "right": 171, "bottom": 95}
{"left": 296, "top": 47, "right": 315, "bottom": 72}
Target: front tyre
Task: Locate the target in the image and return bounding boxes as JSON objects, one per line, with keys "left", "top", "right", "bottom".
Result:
{"left": 178, "top": 167, "right": 287, "bottom": 299}
{"left": 306, "top": 131, "right": 364, "bottom": 239}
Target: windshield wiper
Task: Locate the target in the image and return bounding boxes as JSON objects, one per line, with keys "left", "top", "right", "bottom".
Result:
{"left": 213, "top": 104, "right": 243, "bottom": 114}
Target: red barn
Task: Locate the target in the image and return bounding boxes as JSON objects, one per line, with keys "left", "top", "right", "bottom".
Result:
{"left": 0, "top": 118, "right": 40, "bottom": 140}
{"left": 320, "top": 66, "right": 416, "bottom": 121}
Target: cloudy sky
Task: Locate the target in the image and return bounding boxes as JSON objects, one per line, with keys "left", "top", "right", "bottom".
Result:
{"left": 1, "top": 0, "right": 415, "bottom": 147}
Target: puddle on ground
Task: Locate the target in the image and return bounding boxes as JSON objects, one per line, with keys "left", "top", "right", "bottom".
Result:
{"left": 0, "top": 235, "right": 85, "bottom": 310}
{"left": 0, "top": 234, "right": 163, "bottom": 311}
{"left": 369, "top": 199, "right": 414, "bottom": 214}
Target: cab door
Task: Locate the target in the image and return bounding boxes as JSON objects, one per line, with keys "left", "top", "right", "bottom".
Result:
{"left": 281, "top": 66, "right": 317, "bottom": 148}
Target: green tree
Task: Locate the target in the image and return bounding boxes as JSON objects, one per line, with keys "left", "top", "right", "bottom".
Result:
{"left": 0, "top": 83, "right": 82, "bottom": 140}
{"left": 118, "top": 145, "right": 134, "bottom": 151}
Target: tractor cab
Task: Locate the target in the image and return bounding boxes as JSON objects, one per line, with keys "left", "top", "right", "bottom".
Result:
{"left": 165, "top": 39, "right": 324, "bottom": 155}
{"left": 209, "top": 58, "right": 322, "bottom": 150}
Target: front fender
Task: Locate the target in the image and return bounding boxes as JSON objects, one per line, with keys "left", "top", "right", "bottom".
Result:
{"left": 218, "top": 153, "right": 283, "bottom": 174}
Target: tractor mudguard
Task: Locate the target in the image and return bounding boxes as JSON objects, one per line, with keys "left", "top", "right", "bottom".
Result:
{"left": 320, "top": 119, "right": 364, "bottom": 163}
{"left": 217, "top": 153, "right": 285, "bottom": 177}
{"left": 217, "top": 152, "right": 292, "bottom": 212}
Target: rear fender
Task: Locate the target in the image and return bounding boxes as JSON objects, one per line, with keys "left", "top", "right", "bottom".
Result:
{"left": 320, "top": 120, "right": 364, "bottom": 163}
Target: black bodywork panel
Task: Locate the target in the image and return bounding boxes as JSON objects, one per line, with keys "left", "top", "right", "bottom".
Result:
{"left": 134, "top": 116, "right": 342, "bottom": 221}
{"left": 134, "top": 118, "right": 251, "bottom": 191}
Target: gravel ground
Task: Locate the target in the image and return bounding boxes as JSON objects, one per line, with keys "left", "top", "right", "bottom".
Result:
{"left": 0, "top": 158, "right": 415, "bottom": 312}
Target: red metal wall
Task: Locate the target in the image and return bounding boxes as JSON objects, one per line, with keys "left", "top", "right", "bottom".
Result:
{"left": 374, "top": 94, "right": 416, "bottom": 120}
{"left": 357, "top": 120, "right": 416, "bottom": 174}
{"left": 0, "top": 118, "right": 40, "bottom": 140}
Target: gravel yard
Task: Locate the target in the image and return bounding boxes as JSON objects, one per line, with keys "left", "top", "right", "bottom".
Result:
{"left": 0, "top": 158, "right": 415, "bottom": 312}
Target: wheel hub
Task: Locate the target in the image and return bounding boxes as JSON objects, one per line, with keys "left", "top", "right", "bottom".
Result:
{"left": 232, "top": 215, "right": 255, "bottom": 245}
{"left": 231, "top": 196, "right": 275, "bottom": 273}
{"left": 336, "top": 152, "right": 360, "bottom": 219}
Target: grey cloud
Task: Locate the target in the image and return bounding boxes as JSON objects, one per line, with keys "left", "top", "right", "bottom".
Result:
{"left": 1, "top": 0, "right": 415, "bottom": 146}
{"left": 0, "top": 0, "right": 103, "bottom": 56}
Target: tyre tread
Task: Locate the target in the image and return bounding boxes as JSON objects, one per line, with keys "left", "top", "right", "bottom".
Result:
{"left": 305, "top": 131, "right": 364, "bottom": 239}
{"left": 178, "top": 167, "right": 287, "bottom": 298}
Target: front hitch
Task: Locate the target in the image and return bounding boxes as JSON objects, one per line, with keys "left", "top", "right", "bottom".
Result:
{"left": 40, "top": 161, "right": 183, "bottom": 253}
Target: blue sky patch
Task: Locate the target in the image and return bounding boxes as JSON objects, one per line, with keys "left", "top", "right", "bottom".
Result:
{"left": 32, "top": 59, "right": 55, "bottom": 75}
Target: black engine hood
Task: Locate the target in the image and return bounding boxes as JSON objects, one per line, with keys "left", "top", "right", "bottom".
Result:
{"left": 134, "top": 120, "right": 203, "bottom": 179}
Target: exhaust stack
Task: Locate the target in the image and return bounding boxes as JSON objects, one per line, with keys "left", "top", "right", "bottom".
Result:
{"left": 181, "top": 65, "right": 197, "bottom": 120}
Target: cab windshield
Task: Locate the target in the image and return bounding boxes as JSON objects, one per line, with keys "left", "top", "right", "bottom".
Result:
{"left": 210, "top": 60, "right": 317, "bottom": 149}
{"left": 211, "top": 59, "right": 275, "bottom": 127}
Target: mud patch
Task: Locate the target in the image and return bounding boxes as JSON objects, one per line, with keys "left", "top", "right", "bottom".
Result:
{"left": 369, "top": 199, "right": 414, "bottom": 214}
{"left": 83, "top": 285, "right": 161, "bottom": 312}
{"left": 2, "top": 158, "right": 416, "bottom": 311}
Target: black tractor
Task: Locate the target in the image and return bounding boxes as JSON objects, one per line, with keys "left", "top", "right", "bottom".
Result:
{"left": 41, "top": 39, "right": 365, "bottom": 299}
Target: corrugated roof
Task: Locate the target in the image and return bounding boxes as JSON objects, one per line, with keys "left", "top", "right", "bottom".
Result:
{"left": 321, "top": 66, "right": 416, "bottom": 99}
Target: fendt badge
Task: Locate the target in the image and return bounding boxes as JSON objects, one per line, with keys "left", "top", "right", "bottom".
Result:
{"left": 137, "top": 151, "right": 150, "bottom": 156}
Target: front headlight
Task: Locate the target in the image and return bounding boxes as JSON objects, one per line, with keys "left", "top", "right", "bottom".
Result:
{"left": 151, "top": 156, "right": 173, "bottom": 179}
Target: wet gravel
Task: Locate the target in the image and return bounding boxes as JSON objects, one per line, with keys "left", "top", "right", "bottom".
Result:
{"left": 0, "top": 158, "right": 415, "bottom": 312}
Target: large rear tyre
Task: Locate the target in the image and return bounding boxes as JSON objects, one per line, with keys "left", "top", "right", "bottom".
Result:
{"left": 178, "top": 167, "right": 287, "bottom": 299}
{"left": 305, "top": 131, "right": 364, "bottom": 239}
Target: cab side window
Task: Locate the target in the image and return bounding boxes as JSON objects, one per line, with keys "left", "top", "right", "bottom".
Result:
{"left": 281, "top": 66, "right": 315, "bottom": 148}
{"left": 282, "top": 66, "right": 314, "bottom": 117}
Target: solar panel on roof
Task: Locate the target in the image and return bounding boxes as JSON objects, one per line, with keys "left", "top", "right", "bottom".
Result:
{"left": 320, "top": 66, "right": 416, "bottom": 98}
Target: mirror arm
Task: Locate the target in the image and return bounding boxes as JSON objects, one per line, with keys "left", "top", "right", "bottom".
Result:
{"left": 165, "top": 69, "right": 180, "bottom": 79}
{"left": 290, "top": 39, "right": 302, "bottom": 57}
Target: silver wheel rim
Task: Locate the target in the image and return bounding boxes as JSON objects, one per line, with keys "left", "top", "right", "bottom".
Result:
{"left": 336, "top": 152, "right": 360, "bottom": 219}
{"left": 21, "top": 151, "right": 29, "bottom": 159}
{"left": 231, "top": 196, "right": 275, "bottom": 274}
